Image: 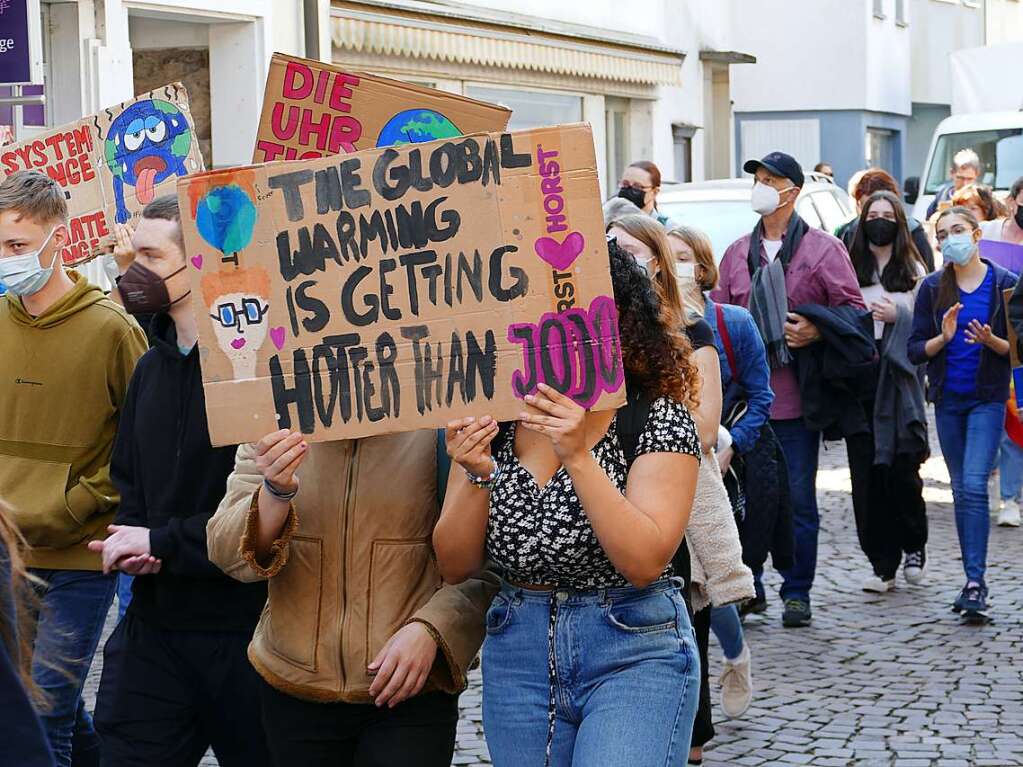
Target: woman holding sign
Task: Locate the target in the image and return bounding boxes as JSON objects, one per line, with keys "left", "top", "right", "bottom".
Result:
{"left": 909, "top": 207, "right": 1016, "bottom": 623}
{"left": 434, "top": 239, "right": 702, "bottom": 767}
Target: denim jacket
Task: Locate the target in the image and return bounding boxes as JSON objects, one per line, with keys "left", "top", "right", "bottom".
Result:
{"left": 908, "top": 259, "right": 1016, "bottom": 404}
{"left": 703, "top": 296, "right": 775, "bottom": 454}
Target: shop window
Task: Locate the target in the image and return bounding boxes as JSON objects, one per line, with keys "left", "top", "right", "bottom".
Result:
{"left": 672, "top": 124, "right": 695, "bottom": 183}
{"left": 464, "top": 85, "right": 582, "bottom": 132}
{"left": 866, "top": 127, "right": 896, "bottom": 174}
{"left": 605, "top": 97, "right": 630, "bottom": 188}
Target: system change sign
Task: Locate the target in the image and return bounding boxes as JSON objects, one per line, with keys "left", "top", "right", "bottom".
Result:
{"left": 180, "top": 123, "right": 625, "bottom": 445}
{"left": 0, "top": 82, "right": 204, "bottom": 265}
{"left": 253, "top": 52, "right": 512, "bottom": 162}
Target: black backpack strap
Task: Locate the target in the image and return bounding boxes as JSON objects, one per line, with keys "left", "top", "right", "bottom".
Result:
{"left": 615, "top": 388, "right": 653, "bottom": 468}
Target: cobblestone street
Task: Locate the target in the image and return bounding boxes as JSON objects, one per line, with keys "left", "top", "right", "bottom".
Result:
{"left": 85, "top": 420, "right": 1023, "bottom": 766}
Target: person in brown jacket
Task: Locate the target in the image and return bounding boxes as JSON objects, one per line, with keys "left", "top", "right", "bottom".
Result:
{"left": 206, "top": 427, "right": 497, "bottom": 766}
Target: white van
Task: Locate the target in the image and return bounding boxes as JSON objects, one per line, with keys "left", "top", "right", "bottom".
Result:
{"left": 911, "top": 111, "right": 1023, "bottom": 222}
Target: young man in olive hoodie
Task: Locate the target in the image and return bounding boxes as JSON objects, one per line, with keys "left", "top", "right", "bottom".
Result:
{"left": 0, "top": 170, "right": 147, "bottom": 766}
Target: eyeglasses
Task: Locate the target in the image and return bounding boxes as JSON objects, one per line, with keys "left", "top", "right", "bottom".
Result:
{"left": 620, "top": 181, "right": 653, "bottom": 191}
{"left": 210, "top": 298, "right": 269, "bottom": 330}
{"left": 934, "top": 223, "right": 973, "bottom": 243}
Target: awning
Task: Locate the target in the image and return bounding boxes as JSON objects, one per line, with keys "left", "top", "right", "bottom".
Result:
{"left": 330, "top": 7, "right": 684, "bottom": 87}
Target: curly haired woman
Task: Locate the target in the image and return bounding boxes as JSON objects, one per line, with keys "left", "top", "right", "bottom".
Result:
{"left": 433, "top": 238, "right": 702, "bottom": 767}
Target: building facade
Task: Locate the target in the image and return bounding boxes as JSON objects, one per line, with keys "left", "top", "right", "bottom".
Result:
{"left": 731, "top": 0, "right": 1023, "bottom": 189}
{"left": 5, "top": 0, "right": 1023, "bottom": 196}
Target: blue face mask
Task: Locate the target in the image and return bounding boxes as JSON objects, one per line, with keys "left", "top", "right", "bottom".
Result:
{"left": 940, "top": 232, "right": 976, "bottom": 266}
{"left": 0, "top": 227, "right": 59, "bottom": 296}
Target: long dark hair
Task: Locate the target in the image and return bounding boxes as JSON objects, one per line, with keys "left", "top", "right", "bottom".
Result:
{"left": 935, "top": 206, "right": 982, "bottom": 312}
{"left": 608, "top": 237, "right": 699, "bottom": 408}
{"left": 848, "top": 190, "right": 923, "bottom": 293}
{"left": 0, "top": 501, "right": 45, "bottom": 709}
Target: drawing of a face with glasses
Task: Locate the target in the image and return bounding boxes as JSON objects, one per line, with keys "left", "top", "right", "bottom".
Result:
{"left": 200, "top": 267, "right": 271, "bottom": 379}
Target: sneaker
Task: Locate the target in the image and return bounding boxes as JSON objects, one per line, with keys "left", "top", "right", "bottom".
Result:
{"left": 782, "top": 599, "right": 812, "bottom": 628}
{"left": 862, "top": 574, "right": 896, "bottom": 593}
{"left": 739, "top": 580, "right": 767, "bottom": 617}
{"left": 903, "top": 550, "right": 927, "bottom": 585}
{"left": 998, "top": 499, "right": 1021, "bottom": 527}
{"left": 959, "top": 583, "right": 988, "bottom": 614}
{"left": 953, "top": 583, "right": 988, "bottom": 613}
{"left": 718, "top": 645, "right": 753, "bottom": 718}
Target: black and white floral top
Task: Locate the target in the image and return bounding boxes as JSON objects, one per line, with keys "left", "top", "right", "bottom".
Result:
{"left": 485, "top": 396, "right": 701, "bottom": 590}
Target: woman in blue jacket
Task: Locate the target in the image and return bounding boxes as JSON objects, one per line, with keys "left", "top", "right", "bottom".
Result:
{"left": 909, "top": 207, "right": 1016, "bottom": 620}
{"left": 668, "top": 225, "right": 774, "bottom": 746}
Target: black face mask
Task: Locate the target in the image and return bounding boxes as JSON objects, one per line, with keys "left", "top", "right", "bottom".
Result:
{"left": 1014, "top": 206, "right": 1023, "bottom": 230}
{"left": 617, "top": 185, "right": 647, "bottom": 209}
{"left": 118, "top": 261, "right": 189, "bottom": 316}
{"left": 864, "top": 218, "right": 898, "bottom": 247}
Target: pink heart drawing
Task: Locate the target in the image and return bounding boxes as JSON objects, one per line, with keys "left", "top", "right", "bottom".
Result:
{"left": 191, "top": 254, "right": 203, "bottom": 269}
{"left": 534, "top": 232, "right": 585, "bottom": 271}
{"left": 270, "top": 326, "right": 286, "bottom": 351}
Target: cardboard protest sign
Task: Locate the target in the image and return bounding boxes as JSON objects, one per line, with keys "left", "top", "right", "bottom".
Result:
{"left": 180, "top": 123, "right": 625, "bottom": 445}
{"left": 253, "top": 53, "right": 511, "bottom": 163}
{"left": 0, "top": 83, "right": 204, "bottom": 265}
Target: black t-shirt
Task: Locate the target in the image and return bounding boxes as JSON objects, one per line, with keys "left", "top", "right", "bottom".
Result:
{"left": 686, "top": 317, "right": 715, "bottom": 351}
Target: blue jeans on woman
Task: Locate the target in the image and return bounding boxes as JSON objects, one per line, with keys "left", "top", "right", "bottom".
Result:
{"left": 30, "top": 568, "right": 117, "bottom": 767}
{"left": 934, "top": 392, "right": 1005, "bottom": 587}
{"left": 482, "top": 579, "right": 700, "bottom": 767}
{"left": 999, "top": 431, "right": 1023, "bottom": 502}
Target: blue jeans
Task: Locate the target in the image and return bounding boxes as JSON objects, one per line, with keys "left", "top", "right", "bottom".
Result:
{"left": 710, "top": 605, "right": 745, "bottom": 660}
{"left": 935, "top": 393, "right": 1005, "bottom": 586}
{"left": 772, "top": 418, "right": 822, "bottom": 603}
{"left": 482, "top": 579, "right": 699, "bottom": 767}
{"left": 29, "top": 568, "right": 116, "bottom": 767}
{"left": 999, "top": 432, "right": 1023, "bottom": 502}
{"left": 116, "top": 573, "right": 134, "bottom": 620}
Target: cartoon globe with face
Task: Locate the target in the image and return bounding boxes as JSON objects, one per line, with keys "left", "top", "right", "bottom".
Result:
{"left": 104, "top": 98, "right": 193, "bottom": 223}
{"left": 376, "top": 109, "right": 462, "bottom": 148}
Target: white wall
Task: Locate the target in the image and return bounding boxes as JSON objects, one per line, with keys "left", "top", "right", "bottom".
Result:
{"left": 864, "top": 0, "right": 912, "bottom": 115}
{"left": 730, "top": 0, "right": 868, "bottom": 112}
{"left": 910, "top": 0, "right": 985, "bottom": 106}
{"left": 985, "top": 0, "right": 1023, "bottom": 46}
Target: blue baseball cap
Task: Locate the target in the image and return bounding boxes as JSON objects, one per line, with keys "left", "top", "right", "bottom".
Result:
{"left": 743, "top": 152, "right": 805, "bottom": 188}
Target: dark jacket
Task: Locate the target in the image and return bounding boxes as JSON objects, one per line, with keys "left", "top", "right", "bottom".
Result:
{"left": 909, "top": 260, "right": 1016, "bottom": 404}
{"left": 874, "top": 305, "right": 928, "bottom": 465}
{"left": 112, "top": 314, "right": 267, "bottom": 631}
{"left": 792, "top": 303, "right": 878, "bottom": 440}
{"left": 839, "top": 217, "right": 935, "bottom": 272}
{"left": 726, "top": 404, "right": 795, "bottom": 574}
{"left": 1007, "top": 273, "right": 1023, "bottom": 360}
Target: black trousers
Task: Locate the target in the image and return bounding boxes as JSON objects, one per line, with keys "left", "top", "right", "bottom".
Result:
{"left": 690, "top": 605, "right": 714, "bottom": 749}
{"left": 258, "top": 678, "right": 458, "bottom": 767}
{"left": 94, "top": 612, "right": 268, "bottom": 767}
{"left": 845, "top": 430, "right": 928, "bottom": 579}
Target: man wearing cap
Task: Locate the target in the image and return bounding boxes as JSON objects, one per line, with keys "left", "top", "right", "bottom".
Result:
{"left": 712, "top": 152, "right": 865, "bottom": 628}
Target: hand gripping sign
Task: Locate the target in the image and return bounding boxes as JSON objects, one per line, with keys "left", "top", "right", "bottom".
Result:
{"left": 0, "top": 83, "right": 204, "bottom": 266}
{"left": 179, "top": 123, "right": 626, "bottom": 445}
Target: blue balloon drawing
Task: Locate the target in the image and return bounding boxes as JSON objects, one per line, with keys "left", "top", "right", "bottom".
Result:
{"left": 376, "top": 109, "right": 462, "bottom": 147}
{"left": 195, "top": 184, "right": 257, "bottom": 255}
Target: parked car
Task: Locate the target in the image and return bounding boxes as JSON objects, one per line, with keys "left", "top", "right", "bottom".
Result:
{"left": 656, "top": 172, "right": 857, "bottom": 260}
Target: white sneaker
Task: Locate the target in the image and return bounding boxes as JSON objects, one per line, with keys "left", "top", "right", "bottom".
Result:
{"left": 903, "top": 549, "right": 927, "bottom": 585}
{"left": 862, "top": 575, "right": 896, "bottom": 593}
{"left": 718, "top": 645, "right": 753, "bottom": 719}
{"left": 998, "top": 499, "right": 1021, "bottom": 527}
